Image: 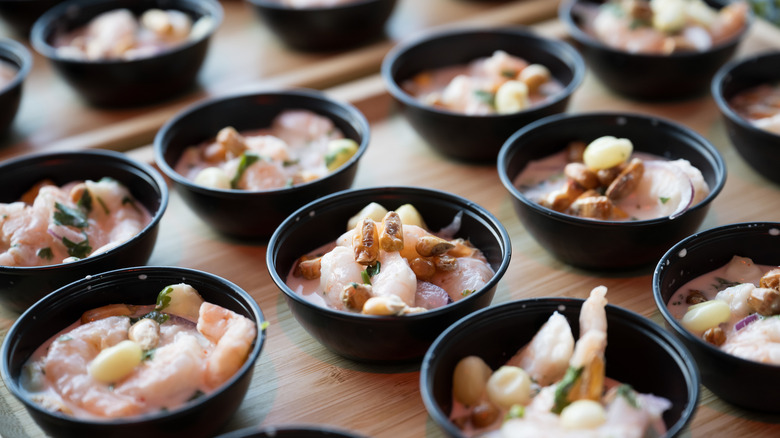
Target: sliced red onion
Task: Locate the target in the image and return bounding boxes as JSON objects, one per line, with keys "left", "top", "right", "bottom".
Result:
{"left": 642, "top": 161, "right": 694, "bottom": 219}
{"left": 47, "top": 228, "right": 62, "bottom": 240}
{"left": 735, "top": 313, "right": 759, "bottom": 331}
{"left": 437, "top": 210, "right": 463, "bottom": 239}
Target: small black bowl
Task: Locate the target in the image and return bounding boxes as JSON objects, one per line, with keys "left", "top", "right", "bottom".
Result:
{"left": 154, "top": 88, "right": 370, "bottom": 239}
{"left": 0, "top": 0, "right": 64, "bottom": 38}
{"left": 0, "top": 150, "right": 168, "bottom": 313}
{"left": 216, "top": 425, "right": 367, "bottom": 438}
{"left": 421, "top": 298, "right": 700, "bottom": 437}
{"left": 245, "top": 0, "right": 397, "bottom": 52}
{"left": 712, "top": 51, "right": 780, "bottom": 185}
{"left": 1, "top": 266, "right": 265, "bottom": 438}
{"left": 0, "top": 38, "right": 32, "bottom": 135}
{"left": 497, "top": 112, "right": 726, "bottom": 270}
{"left": 560, "top": 0, "right": 750, "bottom": 101}
{"left": 266, "top": 186, "right": 511, "bottom": 363}
{"left": 30, "top": 0, "right": 223, "bottom": 107}
{"left": 653, "top": 222, "right": 780, "bottom": 412}
{"left": 381, "top": 26, "right": 585, "bottom": 162}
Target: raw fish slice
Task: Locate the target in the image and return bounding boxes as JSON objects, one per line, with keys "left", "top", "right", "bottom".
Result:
{"left": 414, "top": 281, "right": 451, "bottom": 310}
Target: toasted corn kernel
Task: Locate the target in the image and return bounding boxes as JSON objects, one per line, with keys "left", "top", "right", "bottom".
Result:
{"left": 353, "top": 219, "right": 379, "bottom": 265}
{"left": 686, "top": 290, "right": 708, "bottom": 305}
{"left": 341, "top": 283, "right": 373, "bottom": 311}
{"left": 216, "top": 126, "right": 248, "bottom": 158}
{"left": 410, "top": 257, "right": 436, "bottom": 280}
{"left": 380, "top": 211, "right": 404, "bottom": 252}
{"left": 128, "top": 318, "right": 160, "bottom": 350}
{"left": 362, "top": 295, "right": 407, "bottom": 316}
{"left": 564, "top": 162, "right": 600, "bottom": 190}
{"left": 518, "top": 64, "right": 551, "bottom": 93}
{"left": 542, "top": 180, "right": 585, "bottom": 212}
{"left": 605, "top": 158, "right": 644, "bottom": 201}
{"left": 760, "top": 268, "right": 780, "bottom": 291}
{"left": 702, "top": 327, "right": 726, "bottom": 346}
{"left": 565, "top": 141, "right": 586, "bottom": 163}
{"left": 81, "top": 304, "right": 137, "bottom": 324}
{"left": 747, "top": 287, "right": 780, "bottom": 316}
{"left": 568, "top": 196, "right": 614, "bottom": 220}
{"left": 416, "top": 235, "right": 455, "bottom": 257}
{"left": 471, "top": 400, "right": 500, "bottom": 428}
{"left": 293, "top": 255, "right": 322, "bottom": 280}
{"left": 434, "top": 254, "right": 458, "bottom": 272}
{"left": 596, "top": 166, "right": 622, "bottom": 187}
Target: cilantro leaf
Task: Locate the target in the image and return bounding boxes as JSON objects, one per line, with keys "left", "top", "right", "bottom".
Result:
{"left": 230, "top": 152, "right": 261, "bottom": 189}
{"left": 53, "top": 202, "right": 88, "bottom": 228}
{"left": 62, "top": 236, "right": 92, "bottom": 258}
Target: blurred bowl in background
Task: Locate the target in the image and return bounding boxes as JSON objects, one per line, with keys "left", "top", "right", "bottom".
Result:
{"left": 0, "top": 38, "right": 32, "bottom": 134}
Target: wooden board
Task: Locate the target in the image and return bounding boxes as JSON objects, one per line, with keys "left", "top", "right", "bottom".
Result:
{"left": 3, "top": 6, "right": 780, "bottom": 438}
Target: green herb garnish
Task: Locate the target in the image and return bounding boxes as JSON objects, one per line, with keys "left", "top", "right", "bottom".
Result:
{"left": 188, "top": 390, "right": 205, "bottom": 402}
{"left": 361, "top": 270, "right": 371, "bottom": 285}
{"left": 260, "top": 321, "right": 270, "bottom": 331}
{"left": 505, "top": 404, "right": 525, "bottom": 420}
{"left": 282, "top": 159, "right": 300, "bottom": 167}
{"left": 62, "top": 236, "right": 92, "bottom": 259}
{"left": 366, "top": 261, "right": 381, "bottom": 277}
{"left": 57, "top": 335, "right": 72, "bottom": 342}
{"left": 53, "top": 202, "right": 88, "bottom": 228}
{"left": 552, "top": 366, "right": 583, "bottom": 414}
{"left": 462, "top": 289, "right": 475, "bottom": 296}
{"left": 501, "top": 69, "right": 517, "bottom": 78}
{"left": 156, "top": 286, "right": 174, "bottom": 311}
{"left": 138, "top": 310, "right": 170, "bottom": 325}
{"left": 97, "top": 196, "right": 110, "bottom": 215}
{"left": 713, "top": 277, "right": 741, "bottom": 291}
{"left": 473, "top": 90, "right": 495, "bottom": 107}
{"left": 230, "top": 152, "right": 261, "bottom": 189}
{"left": 37, "top": 247, "right": 53, "bottom": 260}
{"left": 142, "top": 349, "right": 156, "bottom": 361}
{"left": 121, "top": 196, "right": 140, "bottom": 214}
{"left": 659, "top": 196, "right": 670, "bottom": 204}
{"left": 77, "top": 189, "right": 93, "bottom": 213}
{"left": 616, "top": 384, "right": 639, "bottom": 408}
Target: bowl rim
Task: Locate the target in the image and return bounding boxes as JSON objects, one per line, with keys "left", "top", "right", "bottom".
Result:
{"left": 215, "top": 424, "right": 367, "bottom": 438}
{"left": 29, "top": 0, "right": 224, "bottom": 64}
{"left": 265, "top": 185, "right": 512, "bottom": 322}
{"left": 711, "top": 49, "right": 780, "bottom": 140}
{"left": 0, "top": 265, "right": 266, "bottom": 425}
{"left": 420, "top": 297, "right": 701, "bottom": 437}
{"left": 0, "top": 37, "right": 33, "bottom": 93}
{"left": 496, "top": 110, "right": 727, "bottom": 227}
{"left": 558, "top": 0, "right": 753, "bottom": 59}
{"left": 246, "top": 0, "right": 388, "bottom": 11}
{"left": 0, "top": 149, "right": 169, "bottom": 273}
{"left": 380, "top": 25, "right": 586, "bottom": 119}
{"left": 652, "top": 221, "right": 780, "bottom": 371}
{"left": 153, "top": 87, "right": 371, "bottom": 197}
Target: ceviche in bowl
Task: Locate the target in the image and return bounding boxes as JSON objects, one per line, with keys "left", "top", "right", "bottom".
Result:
{"left": 654, "top": 221, "right": 780, "bottom": 412}
{"left": 0, "top": 150, "right": 168, "bottom": 313}
{"left": 559, "top": 0, "right": 751, "bottom": 100}
{"left": 498, "top": 112, "right": 725, "bottom": 270}
{"left": 421, "top": 288, "right": 699, "bottom": 437}
{"left": 1, "top": 266, "right": 266, "bottom": 438}
{"left": 267, "top": 186, "right": 511, "bottom": 363}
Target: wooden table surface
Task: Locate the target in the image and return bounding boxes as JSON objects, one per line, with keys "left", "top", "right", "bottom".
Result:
{"left": 2, "top": 1, "right": 780, "bottom": 437}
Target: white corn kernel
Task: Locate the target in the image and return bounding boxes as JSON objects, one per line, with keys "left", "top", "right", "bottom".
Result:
{"left": 495, "top": 80, "right": 530, "bottom": 115}
{"left": 194, "top": 167, "right": 231, "bottom": 189}
{"left": 486, "top": 366, "right": 532, "bottom": 409}
{"left": 395, "top": 204, "right": 426, "bottom": 229}
{"left": 453, "top": 355, "right": 492, "bottom": 406}
{"left": 651, "top": 0, "right": 687, "bottom": 33}
{"left": 560, "top": 399, "right": 607, "bottom": 429}
{"left": 88, "top": 340, "right": 143, "bottom": 383}
{"left": 347, "top": 202, "right": 388, "bottom": 230}
{"left": 681, "top": 299, "right": 731, "bottom": 333}
{"left": 583, "top": 136, "right": 633, "bottom": 170}
{"left": 325, "top": 138, "right": 359, "bottom": 171}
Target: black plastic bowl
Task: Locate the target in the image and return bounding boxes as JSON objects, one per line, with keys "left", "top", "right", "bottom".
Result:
{"left": 497, "top": 112, "right": 726, "bottom": 270}
{"left": 30, "top": 0, "right": 223, "bottom": 107}
{"left": 381, "top": 26, "right": 585, "bottom": 162}
{"left": 0, "top": 0, "right": 64, "bottom": 37}
{"left": 653, "top": 222, "right": 780, "bottom": 412}
{"left": 246, "top": 0, "right": 397, "bottom": 52}
{"left": 266, "top": 186, "right": 511, "bottom": 363}
{"left": 1, "top": 266, "right": 265, "bottom": 438}
{"left": 421, "top": 298, "right": 700, "bottom": 437}
{"left": 0, "top": 38, "right": 32, "bottom": 134}
{"left": 216, "top": 425, "right": 367, "bottom": 438}
{"left": 560, "top": 0, "right": 750, "bottom": 101}
{"left": 712, "top": 51, "right": 780, "bottom": 185}
{"left": 0, "top": 150, "right": 168, "bottom": 313}
{"left": 154, "top": 88, "right": 370, "bottom": 239}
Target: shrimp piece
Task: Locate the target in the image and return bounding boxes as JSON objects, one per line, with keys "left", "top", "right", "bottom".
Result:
{"left": 43, "top": 317, "right": 146, "bottom": 417}
{"left": 710, "top": 1, "right": 748, "bottom": 44}
{"left": 319, "top": 245, "right": 364, "bottom": 309}
{"left": 478, "top": 50, "right": 529, "bottom": 80}
{"left": 440, "top": 75, "right": 493, "bottom": 115}
{"left": 507, "top": 311, "right": 575, "bottom": 386}
{"left": 721, "top": 317, "right": 780, "bottom": 364}
{"left": 224, "top": 157, "right": 287, "bottom": 190}
{"left": 371, "top": 250, "right": 417, "bottom": 307}
{"left": 85, "top": 10, "right": 138, "bottom": 59}
{"left": 272, "top": 109, "right": 337, "bottom": 146}
{"left": 245, "top": 135, "right": 291, "bottom": 162}
{"left": 715, "top": 283, "right": 754, "bottom": 321}
{"left": 197, "top": 302, "right": 257, "bottom": 388}
{"left": 430, "top": 257, "right": 494, "bottom": 302}
{"left": 580, "top": 285, "right": 607, "bottom": 339}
